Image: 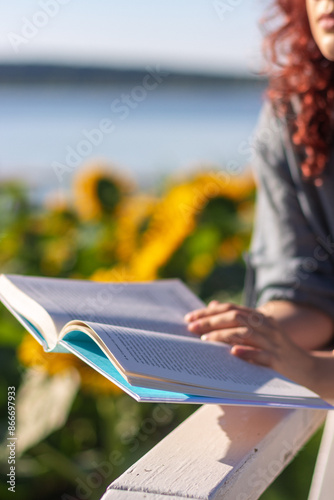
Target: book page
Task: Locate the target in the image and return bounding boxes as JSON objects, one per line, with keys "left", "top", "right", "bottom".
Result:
{"left": 3, "top": 274, "right": 204, "bottom": 341}
{"left": 0, "top": 275, "right": 59, "bottom": 349}
{"left": 80, "top": 322, "right": 319, "bottom": 400}
{"left": 60, "top": 331, "right": 218, "bottom": 404}
{"left": 60, "top": 331, "right": 329, "bottom": 409}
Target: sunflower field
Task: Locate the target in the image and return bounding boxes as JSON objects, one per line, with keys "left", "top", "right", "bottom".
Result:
{"left": 0, "top": 162, "right": 320, "bottom": 500}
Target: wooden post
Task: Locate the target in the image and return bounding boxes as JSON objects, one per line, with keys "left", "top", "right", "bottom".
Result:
{"left": 308, "top": 411, "right": 334, "bottom": 500}
{"left": 100, "top": 404, "right": 326, "bottom": 500}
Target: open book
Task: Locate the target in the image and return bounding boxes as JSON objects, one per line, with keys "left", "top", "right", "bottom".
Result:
{"left": 0, "top": 274, "right": 331, "bottom": 409}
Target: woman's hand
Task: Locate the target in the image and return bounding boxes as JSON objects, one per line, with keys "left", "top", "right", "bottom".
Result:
{"left": 185, "top": 301, "right": 316, "bottom": 388}
{"left": 185, "top": 301, "right": 263, "bottom": 343}
{"left": 185, "top": 301, "right": 334, "bottom": 402}
{"left": 185, "top": 300, "right": 334, "bottom": 350}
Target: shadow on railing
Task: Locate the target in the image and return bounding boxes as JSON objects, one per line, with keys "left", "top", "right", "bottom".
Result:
{"left": 100, "top": 404, "right": 327, "bottom": 500}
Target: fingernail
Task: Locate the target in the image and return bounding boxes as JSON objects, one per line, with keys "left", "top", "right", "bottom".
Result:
{"left": 201, "top": 334, "right": 208, "bottom": 341}
{"left": 184, "top": 313, "right": 192, "bottom": 322}
{"left": 188, "top": 321, "right": 200, "bottom": 331}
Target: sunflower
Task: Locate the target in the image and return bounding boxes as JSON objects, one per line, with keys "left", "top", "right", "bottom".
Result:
{"left": 126, "top": 169, "right": 255, "bottom": 280}
{"left": 72, "top": 161, "right": 135, "bottom": 221}
{"left": 190, "top": 169, "right": 255, "bottom": 202}
{"left": 17, "top": 334, "right": 79, "bottom": 376}
{"left": 128, "top": 182, "right": 197, "bottom": 280}
{"left": 114, "top": 194, "right": 158, "bottom": 263}
{"left": 92, "top": 168, "right": 255, "bottom": 282}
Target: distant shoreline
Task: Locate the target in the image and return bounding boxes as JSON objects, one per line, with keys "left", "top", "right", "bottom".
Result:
{"left": 0, "top": 62, "right": 267, "bottom": 87}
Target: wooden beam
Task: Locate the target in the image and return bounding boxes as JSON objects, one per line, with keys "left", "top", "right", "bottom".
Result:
{"left": 102, "top": 491, "right": 186, "bottom": 500}
{"left": 101, "top": 404, "right": 326, "bottom": 500}
{"left": 308, "top": 411, "right": 334, "bottom": 500}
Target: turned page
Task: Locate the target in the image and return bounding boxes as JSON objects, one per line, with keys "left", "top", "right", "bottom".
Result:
{"left": 75, "top": 322, "right": 319, "bottom": 400}
{"left": 1, "top": 275, "right": 205, "bottom": 345}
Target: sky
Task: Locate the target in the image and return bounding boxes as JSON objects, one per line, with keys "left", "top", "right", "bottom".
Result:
{"left": 0, "top": 0, "right": 266, "bottom": 75}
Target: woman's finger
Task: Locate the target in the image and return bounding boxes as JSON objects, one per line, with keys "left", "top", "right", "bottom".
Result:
{"left": 231, "top": 345, "right": 273, "bottom": 368}
{"left": 234, "top": 312, "right": 281, "bottom": 344}
{"left": 208, "top": 300, "right": 220, "bottom": 308}
{"left": 187, "top": 308, "right": 270, "bottom": 337}
{"left": 184, "top": 302, "right": 254, "bottom": 323}
{"left": 184, "top": 303, "right": 235, "bottom": 322}
{"left": 200, "top": 325, "right": 273, "bottom": 351}
{"left": 187, "top": 309, "right": 248, "bottom": 334}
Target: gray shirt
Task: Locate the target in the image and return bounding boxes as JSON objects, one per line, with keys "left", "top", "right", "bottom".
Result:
{"left": 245, "top": 100, "right": 334, "bottom": 321}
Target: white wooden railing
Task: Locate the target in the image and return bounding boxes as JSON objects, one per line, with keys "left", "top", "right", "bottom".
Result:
{"left": 99, "top": 404, "right": 331, "bottom": 500}
{"left": 309, "top": 411, "right": 334, "bottom": 500}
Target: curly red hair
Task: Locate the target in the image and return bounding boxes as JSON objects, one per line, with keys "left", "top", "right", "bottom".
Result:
{"left": 263, "top": 0, "right": 334, "bottom": 178}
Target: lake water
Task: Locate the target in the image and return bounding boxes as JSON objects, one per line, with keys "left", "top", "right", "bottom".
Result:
{"left": 0, "top": 80, "right": 266, "bottom": 197}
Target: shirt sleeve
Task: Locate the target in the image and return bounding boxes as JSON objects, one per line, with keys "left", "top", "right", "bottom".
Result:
{"left": 248, "top": 101, "right": 334, "bottom": 320}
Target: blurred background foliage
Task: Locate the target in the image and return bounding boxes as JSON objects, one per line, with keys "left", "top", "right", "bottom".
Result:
{"left": 0, "top": 162, "right": 321, "bottom": 500}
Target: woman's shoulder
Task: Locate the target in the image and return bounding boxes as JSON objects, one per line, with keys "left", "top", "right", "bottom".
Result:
{"left": 252, "top": 99, "right": 292, "bottom": 180}
{"left": 254, "top": 100, "right": 286, "bottom": 149}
